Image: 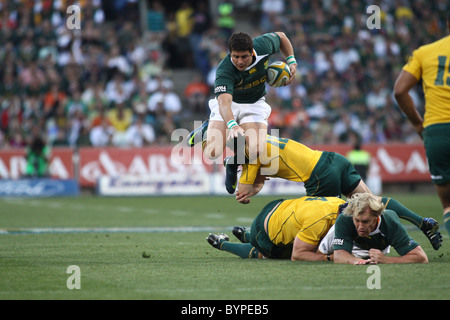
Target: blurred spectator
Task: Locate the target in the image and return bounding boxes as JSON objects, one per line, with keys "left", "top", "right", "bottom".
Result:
{"left": 174, "top": 1, "right": 195, "bottom": 68}
{"left": 189, "top": 1, "right": 212, "bottom": 76}
{"left": 217, "top": 2, "right": 235, "bottom": 38}
{"left": 90, "top": 118, "right": 115, "bottom": 147}
{"left": 283, "top": 97, "right": 310, "bottom": 141}
{"left": 44, "top": 84, "right": 67, "bottom": 119}
{"left": 107, "top": 102, "right": 133, "bottom": 146}
{"left": 184, "top": 74, "right": 210, "bottom": 115}
{"left": 126, "top": 112, "right": 156, "bottom": 147}
{"left": 0, "top": 0, "right": 448, "bottom": 150}
{"left": 148, "top": 82, "right": 181, "bottom": 118}
{"left": 260, "top": 0, "right": 285, "bottom": 32}
{"left": 346, "top": 139, "right": 371, "bottom": 181}
{"left": 24, "top": 126, "right": 50, "bottom": 178}
{"left": 148, "top": 1, "right": 166, "bottom": 33}
{"left": 65, "top": 89, "right": 88, "bottom": 118}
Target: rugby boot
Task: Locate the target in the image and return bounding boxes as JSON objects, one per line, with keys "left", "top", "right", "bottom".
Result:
{"left": 420, "top": 218, "right": 443, "bottom": 250}
{"left": 206, "top": 233, "right": 229, "bottom": 249}
{"left": 232, "top": 226, "right": 251, "bottom": 243}
{"left": 224, "top": 156, "right": 238, "bottom": 194}
{"left": 187, "top": 120, "right": 209, "bottom": 147}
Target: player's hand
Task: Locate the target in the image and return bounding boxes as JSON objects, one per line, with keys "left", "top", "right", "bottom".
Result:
{"left": 236, "top": 191, "right": 251, "bottom": 204}
{"left": 285, "top": 63, "right": 297, "bottom": 85}
{"left": 368, "top": 249, "right": 386, "bottom": 264}
{"left": 354, "top": 259, "right": 377, "bottom": 265}
{"left": 414, "top": 124, "right": 424, "bottom": 140}
{"left": 236, "top": 184, "right": 252, "bottom": 204}
{"left": 227, "top": 125, "right": 245, "bottom": 141}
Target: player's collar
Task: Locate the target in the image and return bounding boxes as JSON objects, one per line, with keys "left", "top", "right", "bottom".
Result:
{"left": 368, "top": 216, "right": 382, "bottom": 236}
{"left": 230, "top": 49, "right": 268, "bottom": 71}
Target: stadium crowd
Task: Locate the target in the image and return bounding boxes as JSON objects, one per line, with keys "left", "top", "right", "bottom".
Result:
{"left": 0, "top": 0, "right": 449, "bottom": 151}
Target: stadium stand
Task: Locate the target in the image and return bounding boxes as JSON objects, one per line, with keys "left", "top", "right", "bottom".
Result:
{"left": 0, "top": 0, "right": 449, "bottom": 151}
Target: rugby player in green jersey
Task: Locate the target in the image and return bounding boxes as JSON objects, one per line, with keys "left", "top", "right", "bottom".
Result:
{"left": 187, "top": 31, "right": 297, "bottom": 191}
{"left": 325, "top": 193, "right": 428, "bottom": 264}
{"left": 231, "top": 135, "right": 442, "bottom": 250}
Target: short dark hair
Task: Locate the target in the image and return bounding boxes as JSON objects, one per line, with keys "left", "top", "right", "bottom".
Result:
{"left": 228, "top": 32, "right": 253, "bottom": 53}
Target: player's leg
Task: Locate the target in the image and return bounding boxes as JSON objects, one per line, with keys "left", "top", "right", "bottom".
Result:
{"left": 423, "top": 124, "right": 450, "bottom": 236}
{"left": 232, "top": 226, "right": 251, "bottom": 243}
{"left": 224, "top": 122, "right": 267, "bottom": 194}
{"left": 203, "top": 120, "right": 227, "bottom": 160}
{"left": 187, "top": 119, "right": 209, "bottom": 147}
{"left": 223, "top": 98, "right": 270, "bottom": 193}
{"left": 240, "top": 121, "right": 267, "bottom": 164}
{"left": 350, "top": 179, "right": 429, "bottom": 230}
{"left": 206, "top": 233, "right": 260, "bottom": 258}
{"left": 435, "top": 182, "right": 450, "bottom": 236}
{"left": 349, "top": 179, "right": 442, "bottom": 249}
{"left": 341, "top": 155, "right": 442, "bottom": 249}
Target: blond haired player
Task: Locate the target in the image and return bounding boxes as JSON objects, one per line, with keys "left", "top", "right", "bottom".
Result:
{"left": 394, "top": 11, "right": 450, "bottom": 236}
{"left": 231, "top": 135, "right": 442, "bottom": 250}
{"left": 330, "top": 193, "right": 428, "bottom": 264}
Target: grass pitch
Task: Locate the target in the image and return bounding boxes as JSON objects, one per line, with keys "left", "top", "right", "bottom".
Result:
{"left": 0, "top": 193, "right": 449, "bottom": 300}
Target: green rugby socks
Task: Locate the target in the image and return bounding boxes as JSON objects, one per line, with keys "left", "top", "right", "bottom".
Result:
{"left": 444, "top": 211, "right": 450, "bottom": 236}
{"left": 382, "top": 197, "right": 424, "bottom": 228}
{"left": 220, "top": 242, "right": 259, "bottom": 259}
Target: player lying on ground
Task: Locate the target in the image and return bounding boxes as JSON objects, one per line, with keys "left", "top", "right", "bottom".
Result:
{"left": 224, "top": 135, "right": 442, "bottom": 250}
{"left": 319, "top": 193, "right": 428, "bottom": 264}
{"left": 208, "top": 196, "right": 345, "bottom": 261}
{"left": 207, "top": 194, "right": 428, "bottom": 264}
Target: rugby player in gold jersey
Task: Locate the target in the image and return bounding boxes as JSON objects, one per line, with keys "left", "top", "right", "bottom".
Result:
{"left": 394, "top": 11, "right": 450, "bottom": 236}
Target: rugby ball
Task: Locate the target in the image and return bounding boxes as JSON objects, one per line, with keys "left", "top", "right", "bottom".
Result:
{"left": 266, "top": 61, "right": 291, "bottom": 87}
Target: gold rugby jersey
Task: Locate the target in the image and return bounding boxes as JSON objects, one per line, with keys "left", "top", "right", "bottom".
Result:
{"left": 402, "top": 35, "right": 450, "bottom": 127}
{"left": 267, "top": 196, "right": 345, "bottom": 246}
{"left": 239, "top": 135, "right": 322, "bottom": 185}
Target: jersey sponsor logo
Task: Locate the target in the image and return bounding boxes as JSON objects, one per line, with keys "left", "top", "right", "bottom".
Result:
{"left": 249, "top": 67, "right": 257, "bottom": 74}
{"left": 332, "top": 238, "right": 344, "bottom": 246}
{"left": 234, "top": 75, "right": 267, "bottom": 90}
{"left": 214, "top": 85, "right": 227, "bottom": 94}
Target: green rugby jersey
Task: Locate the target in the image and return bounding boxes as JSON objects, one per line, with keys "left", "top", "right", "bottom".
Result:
{"left": 214, "top": 32, "right": 281, "bottom": 104}
{"left": 333, "top": 210, "right": 419, "bottom": 256}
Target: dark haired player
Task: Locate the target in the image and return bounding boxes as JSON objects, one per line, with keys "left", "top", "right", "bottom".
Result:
{"left": 187, "top": 31, "right": 297, "bottom": 191}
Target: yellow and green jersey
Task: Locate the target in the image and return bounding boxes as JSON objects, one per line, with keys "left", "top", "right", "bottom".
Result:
{"left": 402, "top": 35, "right": 450, "bottom": 127}
{"left": 267, "top": 196, "right": 345, "bottom": 246}
{"left": 239, "top": 135, "right": 322, "bottom": 185}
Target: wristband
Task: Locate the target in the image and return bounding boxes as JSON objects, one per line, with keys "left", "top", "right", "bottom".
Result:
{"left": 227, "top": 119, "right": 238, "bottom": 129}
{"left": 286, "top": 55, "right": 297, "bottom": 65}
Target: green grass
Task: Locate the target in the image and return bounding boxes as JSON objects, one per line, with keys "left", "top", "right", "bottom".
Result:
{"left": 0, "top": 194, "right": 449, "bottom": 300}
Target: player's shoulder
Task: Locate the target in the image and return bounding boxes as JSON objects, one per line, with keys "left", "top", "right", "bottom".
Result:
{"left": 253, "top": 32, "right": 281, "bottom": 54}
{"left": 335, "top": 212, "right": 353, "bottom": 226}
{"left": 415, "top": 35, "right": 450, "bottom": 55}
{"left": 380, "top": 209, "right": 404, "bottom": 231}
{"left": 216, "top": 55, "right": 237, "bottom": 76}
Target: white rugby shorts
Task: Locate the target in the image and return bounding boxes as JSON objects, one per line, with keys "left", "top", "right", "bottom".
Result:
{"left": 208, "top": 97, "right": 271, "bottom": 126}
